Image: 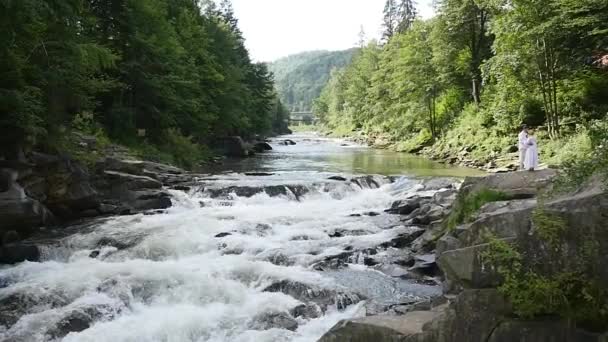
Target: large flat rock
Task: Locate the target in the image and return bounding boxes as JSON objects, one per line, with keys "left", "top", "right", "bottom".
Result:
{"left": 460, "top": 169, "right": 556, "bottom": 197}
{"left": 318, "top": 307, "right": 443, "bottom": 342}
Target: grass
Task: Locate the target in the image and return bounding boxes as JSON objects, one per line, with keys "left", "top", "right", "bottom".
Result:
{"left": 444, "top": 188, "right": 512, "bottom": 230}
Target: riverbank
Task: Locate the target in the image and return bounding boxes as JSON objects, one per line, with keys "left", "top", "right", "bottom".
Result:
{"left": 308, "top": 124, "right": 569, "bottom": 173}
{"left": 319, "top": 169, "right": 608, "bottom": 341}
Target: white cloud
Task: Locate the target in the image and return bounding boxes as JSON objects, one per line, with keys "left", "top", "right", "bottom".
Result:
{"left": 231, "top": 0, "right": 435, "bottom": 62}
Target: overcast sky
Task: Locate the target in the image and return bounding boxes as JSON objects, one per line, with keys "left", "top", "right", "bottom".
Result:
{"left": 231, "top": 0, "right": 436, "bottom": 62}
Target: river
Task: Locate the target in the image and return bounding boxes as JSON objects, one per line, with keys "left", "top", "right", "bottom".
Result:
{"left": 0, "top": 132, "right": 480, "bottom": 342}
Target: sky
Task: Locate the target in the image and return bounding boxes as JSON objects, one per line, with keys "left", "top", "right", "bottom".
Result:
{"left": 231, "top": 0, "right": 436, "bottom": 62}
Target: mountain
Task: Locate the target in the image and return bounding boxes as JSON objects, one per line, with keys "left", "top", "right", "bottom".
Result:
{"left": 269, "top": 49, "right": 358, "bottom": 112}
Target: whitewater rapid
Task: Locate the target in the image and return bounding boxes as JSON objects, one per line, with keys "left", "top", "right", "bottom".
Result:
{"left": 0, "top": 134, "right": 471, "bottom": 342}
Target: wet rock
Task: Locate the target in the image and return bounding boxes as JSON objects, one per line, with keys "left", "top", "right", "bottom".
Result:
{"left": 252, "top": 142, "right": 273, "bottom": 153}
{"left": 207, "top": 184, "right": 309, "bottom": 200}
{"left": 214, "top": 232, "right": 232, "bottom": 238}
{"left": 408, "top": 254, "right": 439, "bottom": 278}
{"left": 281, "top": 139, "right": 297, "bottom": 146}
{"left": 350, "top": 175, "right": 382, "bottom": 189}
{"left": 50, "top": 311, "right": 92, "bottom": 338}
{"left": 385, "top": 200, "right": 421, "bottom": 215}
{"left": 263, "top": 280, "right": 364, "bottom": 312}
{"left": 380, "top": 228, "right": 425, "bottom": 249}
{"left": 96, "top": 236, "right": 139, "bottom": 250}
{"left": 328, "top": 176, "right": 348, "bottom": 181}
{"left": 214, "top": 136, "right": 254, "bottom": 157}
{"left": 348, "top": 213, "right": 362, "bottom": 217}
{"left": 328, "top": 231, "right": 343, "bottom": 238}
{"left": 290, "top": 304, "right": 322, "bottom": 319}
{"left": 364, "top": 211, "right": 380, "bottom": 217}
{"left": 244, "top": 172, "right": 274, "bottom": 176}
{"left": 131, "top": 190, "right": 172, "bottom": 211}
{"left": 250, "top": 312, "right": 298, "bottom": 331}
{"left": 0, "top": 169, "right": 53, "bottom": 233}
{"left": 89, "top": 250, "right": 100, "bottom": 258}
{"left": 0, "top": 243, "right": 40, "bottom": 264}
{"left": 257, "top": 249, "right": 293, "bottom": 266}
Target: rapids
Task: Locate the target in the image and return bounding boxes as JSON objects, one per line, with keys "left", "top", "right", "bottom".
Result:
{"left": 0, "top": 133, "right": 478, "bottom": 342}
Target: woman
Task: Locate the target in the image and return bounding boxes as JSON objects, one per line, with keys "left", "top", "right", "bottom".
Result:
{"left": 524, "top": 129, "right": 539, "bottom": 171}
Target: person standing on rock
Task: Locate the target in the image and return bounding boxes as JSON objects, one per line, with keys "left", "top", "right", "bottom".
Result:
{"left": 518, "top": 125, "right": 529, "bottom": 170}
{"left": 524, "top": 129, "right": 539, "bottom": 171}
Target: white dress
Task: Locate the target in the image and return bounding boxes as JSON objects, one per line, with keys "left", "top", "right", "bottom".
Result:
{"left": 524, "top": 137, "right": 539, "bottom": 170}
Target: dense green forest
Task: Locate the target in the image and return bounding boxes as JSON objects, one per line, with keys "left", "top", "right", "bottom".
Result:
{"left": 269, "top": 49, "right": 357, "bottom": 112}
{"left": 0, "top": 0, "right": 290, "bottom": 168}
{"left": 314, "top": 0, "right": 608, "bottom": 170}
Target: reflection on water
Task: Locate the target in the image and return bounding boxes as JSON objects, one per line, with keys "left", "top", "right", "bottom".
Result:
{"left": 211, "top": 132, "right": 482, "bottom": 178}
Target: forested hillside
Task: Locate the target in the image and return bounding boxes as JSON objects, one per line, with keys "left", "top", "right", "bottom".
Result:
{"left": 269, "top": 49, "right": 357, "bottom": 112}
{"left": 315, "top": 0, "right": 608, "bottom": 170}
{"left": 0, "top": 0, "right": 290, "bottom": 168}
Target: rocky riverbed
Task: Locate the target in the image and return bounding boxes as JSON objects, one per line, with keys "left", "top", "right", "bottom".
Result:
{"left": 0, "top": 133, "right": 481, "bottom": 341}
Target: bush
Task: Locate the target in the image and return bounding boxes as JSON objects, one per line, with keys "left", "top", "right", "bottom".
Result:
{"left": 132, "top": 128, "right": 210, "bottom": 170}
{"left": 554, "top": 119, "right": 608, "bottom": 190}
{"left": 483, "top": 209, "right": 608, "bottom": 331}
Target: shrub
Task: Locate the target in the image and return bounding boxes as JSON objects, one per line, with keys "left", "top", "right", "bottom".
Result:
{"left": 482, "top": 209, "right": 608, "bottom": 331}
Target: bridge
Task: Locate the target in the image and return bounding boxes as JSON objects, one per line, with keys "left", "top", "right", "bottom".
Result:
{"left": 289, "top": 111, "right": 318, "bottom": 125}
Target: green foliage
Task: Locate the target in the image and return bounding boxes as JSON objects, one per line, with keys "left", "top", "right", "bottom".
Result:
{"left": 312, "top": 0, "right": 608, "bottom": 169}
{"left": 483, "top": 210, "right": 608, "bottom": 331}
{"left": 0, "top": 0, "right": 288, "bottom": 164}
{"left": 554, "top": 119, "right": 608, "bottom": 189}
{"left": 269, "top": 49, "right": 357, "bottom": 112}
{"left": 133, "top": 129, "right": 210, "bottom": 170}
{"left": 444, "top": 188, "right": 511, "bottom": 230}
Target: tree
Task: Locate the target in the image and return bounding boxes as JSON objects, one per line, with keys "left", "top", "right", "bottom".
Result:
{"left": 382, "top": 0, "right": 399, "bottom": 41}
{"left": 437, "top": 0, "right": 494, "bottom": 105}
{"left": 397, "top": 0, "right": 417, "bottom": 33}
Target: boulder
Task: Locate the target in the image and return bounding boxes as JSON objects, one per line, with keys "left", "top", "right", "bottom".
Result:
{"left": 22, "top": 154, "right": 100, "bottom": 219}
{"left": 206, "top": 184, "right": 309, "bottom": 200}
{"left": 437, "top": 239, "right": 513, "bottom": 290}
{"left": 328, "top": 176, "right": 348, "bottom": 181}
{"left": 102, "top": 171, "right": 162, "bottom": 190}
{"left": 487, "top": 320, "right": 607, "bottom": 342}
{"left": 249, "top": 312, "right": 298, "bottom": 331}
{"left": 214, "top": 136, "right": 253, "bottom": 157}
{"left": 0, "top": 243, "right": 40, "bottom": 263}
{"left": 385, "top": 200, "right": 421, "bottom": 215}
{"left": 460, "top": 169, "right": 556, "bottom": 198}
{"left": 319, "top": 308, "right": 443, "bottom": 342}
{"left": 263, "top": 280, "right": 363, "bottom": 312}
{"left": 401, "top": 290, "right": 511, "bottom": 342}
{"left": 0, "top": 169, "right": 52, "bottom": 233}
{"left": 252, "top": 142, "right": 273, "bottom": 153}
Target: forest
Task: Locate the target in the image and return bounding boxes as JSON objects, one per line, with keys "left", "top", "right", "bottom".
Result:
{"left": 0, "top": 0, "right": 290, "bottom": 168}
{"left": 314, "top": 0, "right": 608, "bottom": 174}
{"left": 269, "top": 49, "right": 357, "bottom": 112}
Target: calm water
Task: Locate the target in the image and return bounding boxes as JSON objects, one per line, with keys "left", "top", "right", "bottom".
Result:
{"left": 0, "top": 133, "right": 480, "bottom": 342}
{"left": 212, "top": 132, "right": 481, "bottom": 178}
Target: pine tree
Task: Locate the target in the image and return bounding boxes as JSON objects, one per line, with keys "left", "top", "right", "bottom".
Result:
{"left": 397, "top": 0, "right": 417, "bottom": 33}
{"left": 382, "top": 0, "right": 399, "bottom": 41}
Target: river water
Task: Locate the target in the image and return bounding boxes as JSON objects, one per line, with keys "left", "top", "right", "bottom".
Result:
{"left": 0, "top": 133, "right": 479, "bottom": 342}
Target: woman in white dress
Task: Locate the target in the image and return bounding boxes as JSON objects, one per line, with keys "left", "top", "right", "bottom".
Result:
{"left": 524, "top": 129, "right": 539, "bottom": 171}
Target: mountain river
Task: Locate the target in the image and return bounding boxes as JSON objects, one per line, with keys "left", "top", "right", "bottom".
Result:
{"left": 0, "top": 133, "right": 480, "bottom": 342}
